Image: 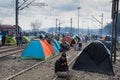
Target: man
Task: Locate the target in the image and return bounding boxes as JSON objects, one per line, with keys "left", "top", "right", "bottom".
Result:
{"left": 2, "top": 35, "right": 6, "bottom": 46}
{"left": 55, "top": 52, "right": 70, "bottom": 78}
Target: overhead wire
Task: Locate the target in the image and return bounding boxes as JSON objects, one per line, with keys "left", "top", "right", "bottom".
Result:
{"left": 0, "top": 0, "right": 15, "bottom": 24}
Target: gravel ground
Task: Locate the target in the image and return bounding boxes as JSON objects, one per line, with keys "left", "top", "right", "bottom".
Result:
{"left": 8, "top": 42, "right": 89, "bottom": 80}
{"left": 0, "top": 44, "right": 36, "bottom": 80}
{"left": 1, "top": 42, "right": 119, "bottom": 80}
{"left": 0, "top": 52, "right": 40, "bottom": 80}
{"left": 10, "top": 49, "right": 79, "bottom": 80}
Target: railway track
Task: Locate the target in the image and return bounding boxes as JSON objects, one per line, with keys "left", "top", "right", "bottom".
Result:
{"left": 0, "top": 44, "right": 26, "bottom": 58}
{"left": 53, "top": 51, "right": 81, "bottom": 80}
{"left": 3, "top": 49, "right": 80, "bottom": 80}
{"left": 0, "top": 45, "right": 17, "bottom": 49}
{"left": 0, "top": 42, "right": 90, "bottom": 80}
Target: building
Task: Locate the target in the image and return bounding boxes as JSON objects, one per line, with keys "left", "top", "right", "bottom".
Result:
{"left": 0, "top": 24, "right": 22, "bottom": 35}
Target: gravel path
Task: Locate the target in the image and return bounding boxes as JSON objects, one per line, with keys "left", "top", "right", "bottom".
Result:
{"left": 2, "top": 42, "right": 119, "bottom": 80}
{"left": 9, "top": 49, "right": 79, "bottom": 80}
{"left": 8, "top": 42, "right": 90, "bottom": 80}
{"left": 0, "top": 53, "right": 40, "bottom": 80}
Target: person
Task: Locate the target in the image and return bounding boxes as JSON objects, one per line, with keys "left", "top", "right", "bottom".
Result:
{"left": 1, "top": 35, "right": 6, "bottom": 46}
{"left": 19, "top": 33, "right": 22, "bottom": 46}
{"left": 75, "top": 42, "right": 82, "bottom": 51}
{"left": 55, "top": 52, "right": 71, "bottom": 79}
{"left": 15, "top": 34, "right": 20, "bottom": 46}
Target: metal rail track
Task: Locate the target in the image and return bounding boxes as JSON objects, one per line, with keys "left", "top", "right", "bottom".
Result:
{"left": 4, "top": 53, "right": 61, "bottom": 80}
{"left": 3, "top": 42, "right": 90, "bottom": 80}
{"left": 0, "top": 45, "right": 17, "bottom": 49}
{"left": 4, "top": 49, "right": 76, "bottom": 80}
{"left": 0, "top": 49, "right": 23, "bottom": 58}
{"left": 0, "top": 45, "right": 26, "bottom": 58}
{"left": 0, "top": 47, "right": 20, "bottom": 53}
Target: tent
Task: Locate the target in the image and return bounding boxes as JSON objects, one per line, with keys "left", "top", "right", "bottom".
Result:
{"left": 54, "top": 39, "right": 61, "bottom": 50}
{"left": 44, "top": 39, "right": 54, "bottom": 54}
{"left": 72, "top": 40, "right": 114, "bottom": 75}
{"left": 0, "top": 35, "right": 2, "bottom": 46}
{"left": 5, "top": 36, "right": 16, "bottom": 45}
{"left": 61, "top": 36, "right": 73, "bottom": 44}
{"left": 21, "top": 39, "right": 53, "bottom": 59}
{"left": 22, "top": 36, "right": 31, "bottom": 44}
{"left": 51, "top": 42, "right": 60, "bottom": 55}
{"left": 0, "top": 35, "right": 2, "bottom": 41}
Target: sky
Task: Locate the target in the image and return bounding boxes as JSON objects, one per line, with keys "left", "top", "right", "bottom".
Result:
{"left": 0, "top": 0, "right": 119, "bottom": 30}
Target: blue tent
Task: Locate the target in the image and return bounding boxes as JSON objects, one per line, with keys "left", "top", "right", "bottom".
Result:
{"left": 0, "top": 35, "right": 3, "bottom": 41}
{"left": 54, "top": 39, "right": 61, "bottom": 50}
{"left": 21, "top": 39, "right": 52, "bottom": 59}
{"left": 52, "top": 42, "right": 60, "bottom": 55}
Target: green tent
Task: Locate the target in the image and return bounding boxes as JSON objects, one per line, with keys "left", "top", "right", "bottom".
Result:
{"left": 5, "top": 36, "right": 16, "bottom": 45}
{"left": 22, "top": 36, "right": 31, "bottom": 44}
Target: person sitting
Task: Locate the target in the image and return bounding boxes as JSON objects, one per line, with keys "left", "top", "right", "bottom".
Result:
{"left": 75, "top": 42, "right": 82, "bottom": 51}
{"left": 55, "top": 52, "right": 71, "bottom": 78}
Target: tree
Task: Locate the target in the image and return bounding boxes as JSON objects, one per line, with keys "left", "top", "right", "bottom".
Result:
{"left": 31, "top": 20, "right": 41, "bottom": 33}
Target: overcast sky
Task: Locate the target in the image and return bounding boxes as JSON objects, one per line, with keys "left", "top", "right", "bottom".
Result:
{"left": 0, "top": 0, "right": 119, "bottom": 30}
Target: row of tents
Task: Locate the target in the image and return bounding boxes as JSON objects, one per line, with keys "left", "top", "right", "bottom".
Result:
{"left": 21, "top": 39, "right": 61, "bottom": 59}
{"left": 21, "top": 35, "right": 82, "bottom": 60}
{"left": 0, "top": 35, "right": 31, "bottom": 45}
{"left": 19, "top": 34, "right": 115, "bottom": 75}
{"left": 22, "top": 38, "right": 115, "bottom": 75}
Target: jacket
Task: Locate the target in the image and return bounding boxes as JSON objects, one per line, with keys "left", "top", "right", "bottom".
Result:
{"left": 55, "top": 58, "right": 68, "bottom": 73}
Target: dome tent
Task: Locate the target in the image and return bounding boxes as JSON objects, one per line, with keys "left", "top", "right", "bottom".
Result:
{"left": 72, "top": 40, "right": 114, "bottom": 75}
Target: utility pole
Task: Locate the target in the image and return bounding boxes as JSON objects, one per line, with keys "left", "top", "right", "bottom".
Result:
{"left": 82, "top": 21, "right": 84, "bottom": 34}
{"left": 70, "top": 18, "right": 72, "bottom": 36}
{"left": 91, "top": 14, "right": 103, "bottom": 36}
{"left": 15, "top": 0, "right": 48, "bottom": 35}
{"left": 111, "top": 0, "right": 119, "bottom": 63}
{"left": 101, "top": 13, "right": 103, "bottom": 36}
{"left": 77, "top": 7, "right": 80, "bottom": 35}
{"left": 58, "top": 20, "right": 61, "bottom": 37}
{"left": 88, "top": 26, "right": 89, "bottom": 35}
{"left": 15, "top": 0, "right": 19, "bottom": 35}
{"left": 56, "top": 19, "right": 58, "bottom": 34}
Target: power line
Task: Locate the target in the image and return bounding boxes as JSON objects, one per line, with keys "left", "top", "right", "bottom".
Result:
{"left": 0, "top": 0, "right": 15, "bottom": 25}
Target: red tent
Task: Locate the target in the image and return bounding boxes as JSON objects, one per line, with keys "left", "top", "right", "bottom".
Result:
{"left": 61, "top": 36, "right": 73, "bottom": 44}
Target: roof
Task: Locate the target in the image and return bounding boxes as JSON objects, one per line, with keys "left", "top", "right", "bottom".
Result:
{"left": 0, "top": 25, "right": 15, "bottom": 30}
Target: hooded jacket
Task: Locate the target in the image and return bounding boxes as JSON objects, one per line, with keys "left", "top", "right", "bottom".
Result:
{"left": 55, "top": 57, "right": 68, "bottom": 73}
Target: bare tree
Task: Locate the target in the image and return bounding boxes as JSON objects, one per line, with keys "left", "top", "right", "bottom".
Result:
{"left": 31, "top": 20, "right": 41, "bottom": 33}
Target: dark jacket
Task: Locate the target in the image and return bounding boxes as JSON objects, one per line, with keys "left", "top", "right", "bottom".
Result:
{"left": 55, "top": 58, "right": 68, "bottom": 73}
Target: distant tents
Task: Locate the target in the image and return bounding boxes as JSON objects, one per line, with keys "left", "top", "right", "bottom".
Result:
{"left": 21, "top": 39, "right": 61, "bottom": 59}
{"left": 72, "top": 40, "right": 114, "bottom": 75}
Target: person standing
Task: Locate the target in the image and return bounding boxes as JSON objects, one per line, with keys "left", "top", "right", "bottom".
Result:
{"left": 1, "top": 35, "right": 6, "bottom": 46}
{"left": 16, "top": 34, "right": 20, "bottom": 46}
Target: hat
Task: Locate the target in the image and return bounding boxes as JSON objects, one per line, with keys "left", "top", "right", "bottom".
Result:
{"left": 61, "top": 52, "right": 66, "bottom": 57}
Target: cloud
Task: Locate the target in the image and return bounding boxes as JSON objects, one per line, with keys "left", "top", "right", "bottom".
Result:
{"left": 0, "top": 0, "right": 117, "bottom": 30}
